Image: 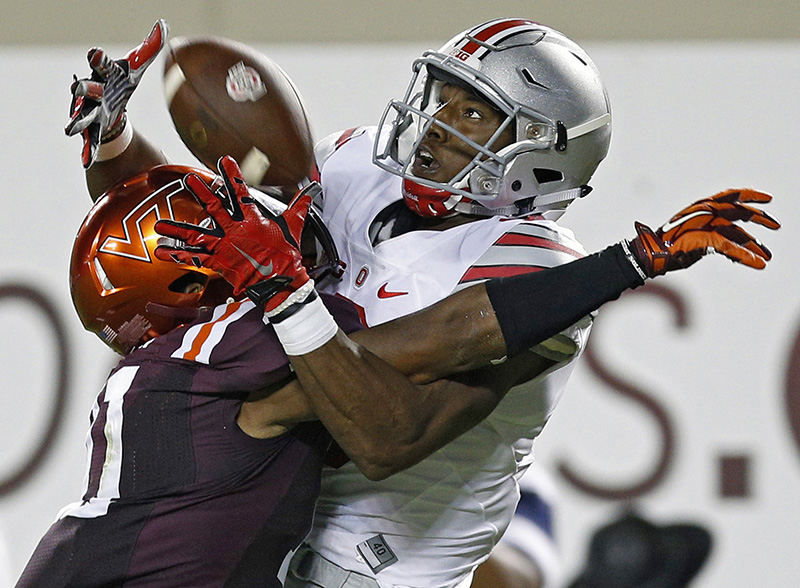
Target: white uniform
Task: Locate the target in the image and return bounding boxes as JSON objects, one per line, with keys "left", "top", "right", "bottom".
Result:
{"left": 305, "top": 126, "right": 590, "bottom": 588}
{"left": 496, "top": 468, "right": 564, "bottom": 588}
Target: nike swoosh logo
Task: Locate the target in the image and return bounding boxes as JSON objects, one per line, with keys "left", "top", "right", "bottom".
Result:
{"left": 660, "top": 210, "right": 706, "bottom": 233}
{"left": 377, "top": 282, "right": 408, "bottom": 299}
{"left": 233, "top": 244, "right": 274, "bottom": 277}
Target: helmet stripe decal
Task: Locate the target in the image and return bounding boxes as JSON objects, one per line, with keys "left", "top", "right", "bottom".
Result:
{"left": 457, "top": 19, "right": 539, "bottom": 59}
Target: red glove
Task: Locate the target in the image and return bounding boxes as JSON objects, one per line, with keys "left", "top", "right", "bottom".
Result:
{"left": 154, "top": 155, "right": 315, "bottom": 313}
{"left": 65, "top": 19, "right": 168, "bottom": 168}
{"left": 628, "top": 189, "right": 780, "bottom": 278}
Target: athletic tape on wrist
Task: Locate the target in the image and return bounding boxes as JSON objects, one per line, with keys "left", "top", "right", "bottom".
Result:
{"left": 264, "top": 292, "right": 338, "bottom": 355}
{"left": 96, "top": 121, "right": 133, "bottom": 162}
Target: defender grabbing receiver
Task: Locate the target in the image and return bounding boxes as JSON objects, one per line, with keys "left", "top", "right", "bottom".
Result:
{"left": 154, "top": 154, "right": 779, "bottom": 361}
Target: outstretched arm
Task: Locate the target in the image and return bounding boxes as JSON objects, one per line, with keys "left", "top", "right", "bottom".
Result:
{"left": 155, "top": 159, "right": 779, "bottom": 478}
{"left": 293, "top": 190, "right": 778, "bottom": 477}
{"left": 65, "top": 20, "right": 170, "bottom": 199}
{"left": 85, "top": 130, "right": 169, "bottom": 200}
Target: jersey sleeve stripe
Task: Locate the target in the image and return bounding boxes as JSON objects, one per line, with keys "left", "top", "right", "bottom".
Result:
{"left": 82, "top": 396, "right": 107, "bottom": 503}
{"left": 460, "top": 264, "right": 545, "bottom": 283}
{"left": 182, "top": 302, "right": 242, "bottom": 362}
{"left": 470, "top": 245, "right": 580, "bottom": 270}
{"left": 173, "top": 301, "right": 252, "bottom": 363}
{"left": 335, "top": 127, "right": 360, "bottom": 149}
{"left": 494, "top": 233, "right": 584, "bottom": 258}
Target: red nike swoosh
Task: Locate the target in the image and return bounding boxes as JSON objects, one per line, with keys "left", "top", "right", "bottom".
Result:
{"left": 377, "top": 282, "right": 408, "bottom": 298}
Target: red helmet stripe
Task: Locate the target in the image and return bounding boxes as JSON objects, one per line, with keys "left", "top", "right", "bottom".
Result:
{"left": 458, "top": 19, "right": 538, "bottom": 57}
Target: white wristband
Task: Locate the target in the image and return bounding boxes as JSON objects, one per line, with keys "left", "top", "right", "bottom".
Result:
{"left": 265, "top": 294, "right": 338, "bottom": 356}
{"left": 95, "top": 122, "right": 134, "bottom": 162}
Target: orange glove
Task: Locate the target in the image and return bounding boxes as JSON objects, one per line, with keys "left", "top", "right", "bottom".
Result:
{"left": 628, "top": 189, "right": 780, "bottom": 278}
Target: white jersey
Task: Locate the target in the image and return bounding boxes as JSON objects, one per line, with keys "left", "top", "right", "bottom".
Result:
{"left": 497, "top": 468, "right": 563, "bottom": 588}
{"left": 309, "top": 126, "right": 591, "bottom": 588}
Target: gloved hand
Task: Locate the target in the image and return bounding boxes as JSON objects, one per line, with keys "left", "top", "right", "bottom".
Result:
{"left": 627, "top": 189, "right": 780, "bottom": 278}
{"left": 154, "top": 155, "right": 316, "bottom": 314}
{"left": 65, "top": 19, "right": 168, "bottom": 168}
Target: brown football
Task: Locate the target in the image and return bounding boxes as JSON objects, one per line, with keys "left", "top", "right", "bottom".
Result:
{"left": 163, "top": 36, "right": 314, "bottom": 187}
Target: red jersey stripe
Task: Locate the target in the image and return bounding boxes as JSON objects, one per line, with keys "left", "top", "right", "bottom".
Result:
{"left": 335, "top": 127, "right": 359, "bottom": 150}
{"left": 308, "top": 162, "right": 321, "bottom": 183}
{"left": 495, "top": 233, "right": 585, "bottom": 258}
{"left": 460, "top": 264, "right": 545, "bottom": 283}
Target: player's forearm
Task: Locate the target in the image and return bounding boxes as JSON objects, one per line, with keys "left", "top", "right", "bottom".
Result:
{"left": 485, "top": 243, "right": 643, "bottom": 355}
{"left": 290, "top": 333, "right": 498, "bottom": 479}
{"left": 290, "top": 245, "right": 643, "bottom": 476}
{"left": 347, "top": 243, "right": 642, "bottom": 381}
{"left": 86, "top": 126, "right": 169, "bottom": 200}
{"left": 347, "top": 283, "right": 507, "bottom": 384}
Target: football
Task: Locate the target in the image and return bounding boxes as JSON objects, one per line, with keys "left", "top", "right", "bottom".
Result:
{"left": 163, "top": 36, "right": 314, "bottom": 187}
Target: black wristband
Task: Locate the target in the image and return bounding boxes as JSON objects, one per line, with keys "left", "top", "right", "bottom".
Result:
{"left": 245, "top": 276, "right": 293, "bottom": 308}
{"left": 269, "top": 290, "right": 319, "bottom": 324}
{"left": 485, "top": 243, "right": 644, "bottom": 357}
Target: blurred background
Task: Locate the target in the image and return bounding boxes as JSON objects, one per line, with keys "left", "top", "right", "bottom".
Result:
{"left": 1, "top": 1, "right": 799, "bottom": 586}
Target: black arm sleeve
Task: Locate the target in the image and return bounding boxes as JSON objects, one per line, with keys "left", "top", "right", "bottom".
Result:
{"left": 485, "top": 242, "right": 645, "bottom": 356}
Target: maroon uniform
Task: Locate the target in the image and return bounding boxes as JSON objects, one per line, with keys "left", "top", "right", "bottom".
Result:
{"left": 18, "top": 295, "right": 361, "bottom": 587}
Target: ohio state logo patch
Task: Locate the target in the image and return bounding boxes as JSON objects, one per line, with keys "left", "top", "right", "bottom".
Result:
{"left": 226, "top": 61, "right": 267, "bottom": 102}
{"left": 354, "top": 265, "right": 369, "bottom": 289}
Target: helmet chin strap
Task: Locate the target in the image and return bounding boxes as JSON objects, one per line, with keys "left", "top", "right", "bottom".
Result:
{"left": 454, "top": 185, "right": 590, "bottom": 217}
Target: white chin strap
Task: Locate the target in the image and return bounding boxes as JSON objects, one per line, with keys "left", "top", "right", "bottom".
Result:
{"left": 454, "top": 186, "right": 586, "bottom": 218}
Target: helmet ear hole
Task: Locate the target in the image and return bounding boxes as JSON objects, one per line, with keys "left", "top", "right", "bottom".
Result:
{"left": 533, "top": 168, "right": 563, "bottom": 184}
{"left": 168, "top": 271, "right": 209, "bottom": 294}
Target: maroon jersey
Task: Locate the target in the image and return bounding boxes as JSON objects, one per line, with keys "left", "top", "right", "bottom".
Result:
{"left": 18, "top": 295, "right": 362, "bottom": 587}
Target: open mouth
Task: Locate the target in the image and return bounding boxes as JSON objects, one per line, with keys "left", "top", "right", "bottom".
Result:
{"left": 411, "top": 146, "right": 440, "bottom": 176}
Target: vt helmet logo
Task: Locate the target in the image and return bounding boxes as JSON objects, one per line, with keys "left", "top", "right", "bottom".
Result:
{"left": 99, "top": 180, "right": 184, "bottom": 262}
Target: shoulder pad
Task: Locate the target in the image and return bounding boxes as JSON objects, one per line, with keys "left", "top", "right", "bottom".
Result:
{"left": 313, "top": 127, "right": 368, "bottom": 170}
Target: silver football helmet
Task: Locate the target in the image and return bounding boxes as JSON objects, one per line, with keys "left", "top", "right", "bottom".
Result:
{"left": 373, "top": 19, "right": 612, "bottom": 218}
